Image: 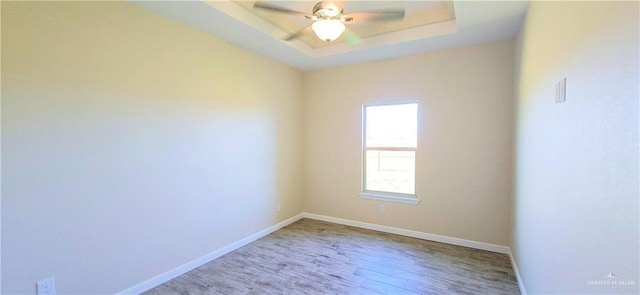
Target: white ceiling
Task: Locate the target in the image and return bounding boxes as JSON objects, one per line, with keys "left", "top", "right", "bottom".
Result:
{"left": 132, "top": 1, "right": 530, "bottom": 71}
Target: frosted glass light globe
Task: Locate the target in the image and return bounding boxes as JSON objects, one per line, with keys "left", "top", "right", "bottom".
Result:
{"left": 312, "top": 20, "right": 346, "bottom": 42}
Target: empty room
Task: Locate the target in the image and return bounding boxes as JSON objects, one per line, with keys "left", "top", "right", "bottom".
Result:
{"left": 2, "top": 1, "right": 638, "bottom": 294}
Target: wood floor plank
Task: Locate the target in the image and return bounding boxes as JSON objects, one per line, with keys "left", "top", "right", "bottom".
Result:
{"left": 362, "top": 280, "right": 419, "bottom": 295}
{"left": 354, "top": 268, "right": 407, "bottom": 288}
{"left": 143, "top": 219, "right": 520, "bottom": 295}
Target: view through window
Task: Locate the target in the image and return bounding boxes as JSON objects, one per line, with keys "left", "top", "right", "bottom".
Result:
{"left": 363, "top": 102, "right": 417, "bottom": 197}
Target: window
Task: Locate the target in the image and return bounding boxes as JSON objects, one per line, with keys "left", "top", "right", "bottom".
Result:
{"left": 361, "top": 102, "right": 419, "bottom": 204}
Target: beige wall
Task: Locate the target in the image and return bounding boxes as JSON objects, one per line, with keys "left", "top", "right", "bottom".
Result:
{"left": 302, "top": 40, "right": 515, "bottom": 246}
{"left": 1, "top": 2, "right": 302, "bottom": 294}
{"left": 513, "top": 1, "right": 639, "bottom": 294}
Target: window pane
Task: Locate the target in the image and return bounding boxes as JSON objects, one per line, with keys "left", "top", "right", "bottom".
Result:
{"left": 366, "top": 103, "right": 417, "bottom": 148}
{"left": 365, "top": 150, "right": 415, "bottom": 195}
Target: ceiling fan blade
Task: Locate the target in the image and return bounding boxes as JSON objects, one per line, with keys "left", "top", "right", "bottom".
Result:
{"left": 343, "top": 28, "right": 362, "bottom": 46}
{"left": 284, "top": 26, "right": 311, "bottom": 41}
{"left": 253, "top": 2, "right": 313, "bottom": 19}
{"left": 343, "top": 10, "right": 405, "bottom": 24}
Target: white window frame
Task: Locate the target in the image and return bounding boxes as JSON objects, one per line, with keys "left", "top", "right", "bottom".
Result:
{"left": 360, "top": 101, "right": 420, "bottom": 205}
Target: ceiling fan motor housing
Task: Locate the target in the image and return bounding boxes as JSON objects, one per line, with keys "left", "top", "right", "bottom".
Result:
{"left": 313, "top": 2, "right": 343, "bottom": 19}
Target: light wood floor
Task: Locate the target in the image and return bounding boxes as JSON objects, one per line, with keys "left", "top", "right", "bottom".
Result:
{"left": 144, "top": 218, "right": 520, "bottom": 295}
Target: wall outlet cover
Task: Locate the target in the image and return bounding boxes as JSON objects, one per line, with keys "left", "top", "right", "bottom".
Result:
{"left": 36, "top": 277, "right": 56, "bottom": 295}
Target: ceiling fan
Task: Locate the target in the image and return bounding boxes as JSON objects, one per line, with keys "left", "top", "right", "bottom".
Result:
{"left": 253, "top": 1, "right": 405, "bottom": 43}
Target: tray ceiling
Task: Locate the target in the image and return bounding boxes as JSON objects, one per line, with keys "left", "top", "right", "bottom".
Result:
{"left": 131, "top": 1, "right": 530, "bottom": 70}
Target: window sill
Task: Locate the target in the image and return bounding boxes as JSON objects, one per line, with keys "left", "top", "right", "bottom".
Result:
{"left": 359, "top": 192, "right": 420, "bottom": 205}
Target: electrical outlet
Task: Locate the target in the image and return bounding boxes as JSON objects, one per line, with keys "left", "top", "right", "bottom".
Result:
{"left": 276, "top": 202, "right": 281, "bottom": 212}
{"left": 378, "top": 204, "right": 385, "bottom": 214}
{"left": 36, "top": 277, "right": 56, "bottom": 295}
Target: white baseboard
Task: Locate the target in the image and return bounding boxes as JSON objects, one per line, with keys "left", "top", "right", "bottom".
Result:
{"left": 116, "top": 213, "right": 304, "bottom": 295}
{"left": 508, "top": 249, "right": 527, "bottom": 295}
{"left": 302, "top": 213, "right": 510, "bottom": 254}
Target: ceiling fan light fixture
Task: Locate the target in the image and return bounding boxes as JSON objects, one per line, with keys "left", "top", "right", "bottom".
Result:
{"left": 312, "top": 19, "right": 345, "bottom": 42}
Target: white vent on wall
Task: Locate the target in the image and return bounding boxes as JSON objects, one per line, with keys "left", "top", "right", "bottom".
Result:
{"left": 556, "top": 77, "right": 567, "bottom": 103}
